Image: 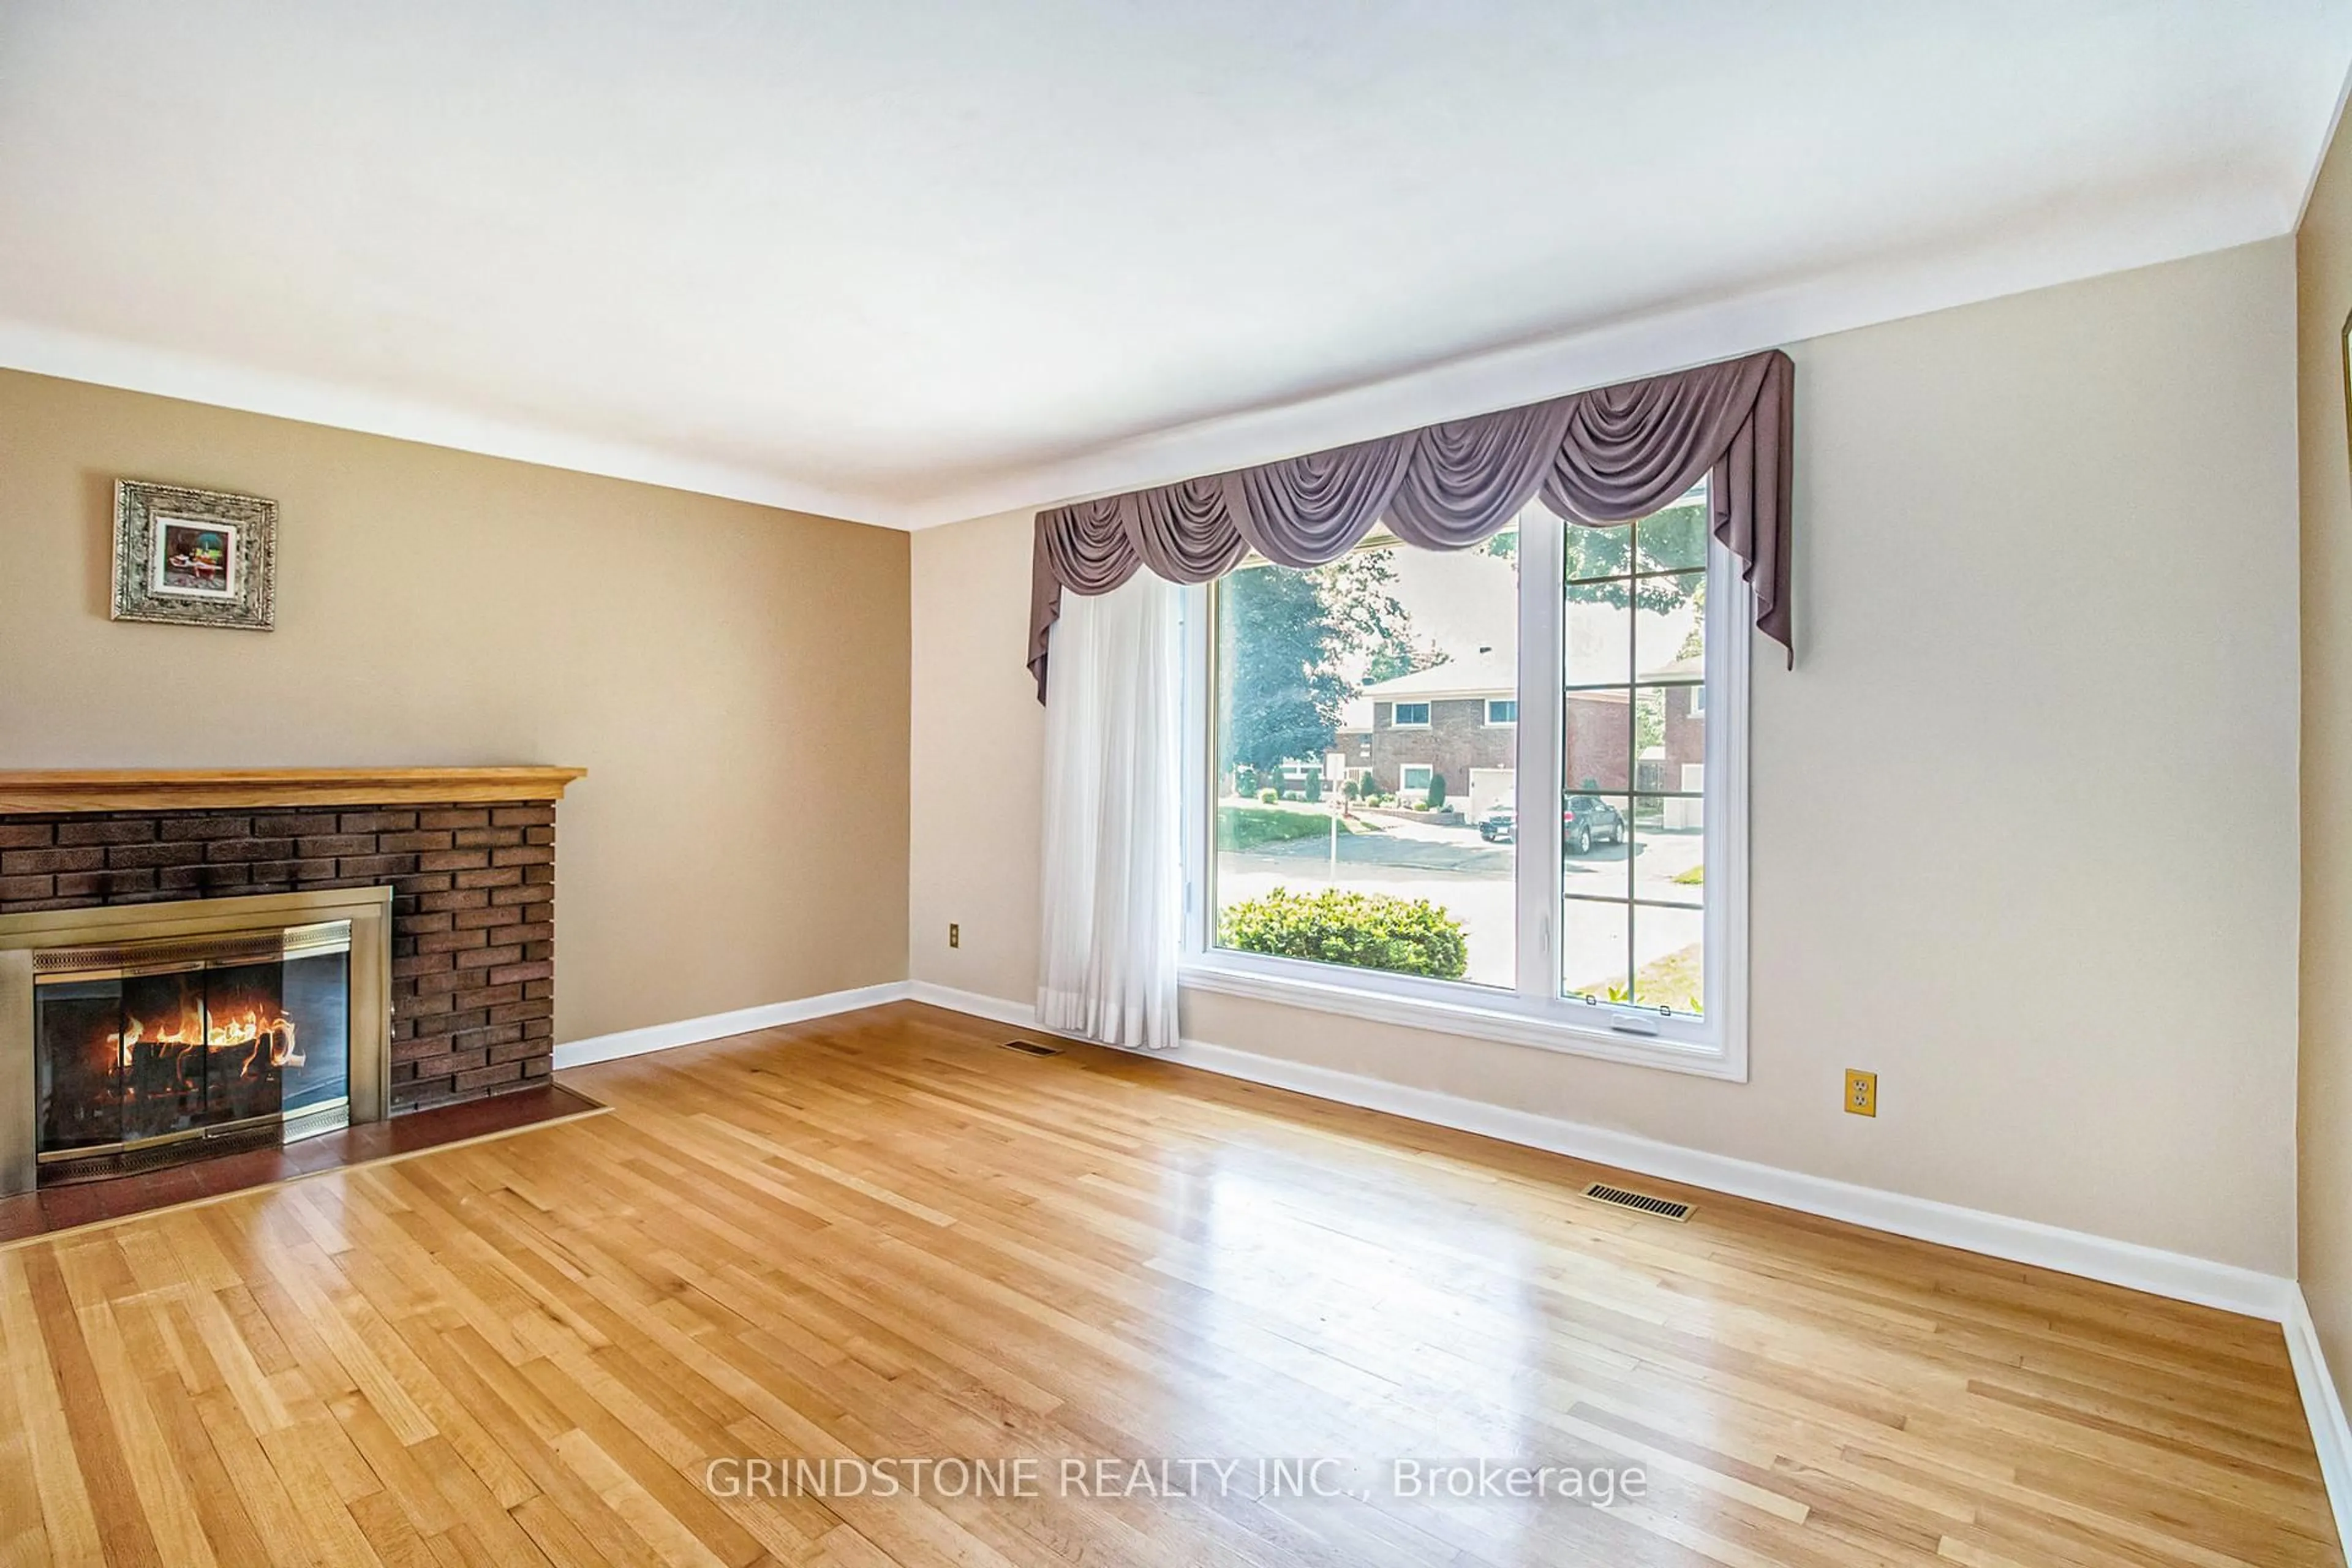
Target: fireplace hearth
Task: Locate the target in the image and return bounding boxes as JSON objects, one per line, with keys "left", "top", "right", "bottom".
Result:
{"left": 0, "top": 887, "right": 393, "bottom": 1196}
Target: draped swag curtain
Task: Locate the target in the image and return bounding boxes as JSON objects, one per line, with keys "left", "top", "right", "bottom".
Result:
{"left": 1028, "top": 349, "right": 1795, "bottom": 699}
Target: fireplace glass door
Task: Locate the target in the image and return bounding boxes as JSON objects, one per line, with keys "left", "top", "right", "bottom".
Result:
{"left": 32, "top": 921, "right": 352, "bottom": 1178}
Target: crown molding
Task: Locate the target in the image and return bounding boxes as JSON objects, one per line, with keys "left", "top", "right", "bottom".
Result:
{"left": 900, "top": 192, "right": 2294, "bottom": 529}
{"left": 0, "top": 181, "right": 2297, "bottom": 538}
{"left": 0, "top": 320, "right": 889, "bottom": 528}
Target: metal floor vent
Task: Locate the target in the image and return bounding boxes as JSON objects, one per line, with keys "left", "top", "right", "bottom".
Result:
{"left": 1581, "top": 1182, "right": 1694, "bottom": 1223}
{"left": 1001, "top": 1039, "right": 1063, "bottom": 1057}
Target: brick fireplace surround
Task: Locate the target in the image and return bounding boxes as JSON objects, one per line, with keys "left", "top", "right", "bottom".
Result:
{"left": 0, "top": 767, "right": 584, "bottom": 1111}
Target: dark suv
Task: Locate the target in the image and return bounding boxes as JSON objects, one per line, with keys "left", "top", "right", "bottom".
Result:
{"left": 1564, "top": 795, "right": 1625, "bottom": 855}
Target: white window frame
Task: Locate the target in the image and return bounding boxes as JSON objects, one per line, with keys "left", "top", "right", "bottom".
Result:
{"left": 1389, "top": 701, "right": 1431, "bottom": 728}
{"left": 1180, "top": 511, "right": 1750, "bottom": 1081}
{"left": 1485, "top": 697, "right": 1518, "bottom": 726}
{"left": 1399, "top": 764, "right": 1434, "bottom": 791}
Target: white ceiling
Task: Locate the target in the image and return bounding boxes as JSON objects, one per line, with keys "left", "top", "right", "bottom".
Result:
{"left": 2, "top": 1, "right": 2346, "bottom": 529}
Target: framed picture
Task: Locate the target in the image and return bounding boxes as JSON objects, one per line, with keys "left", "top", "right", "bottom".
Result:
{"left": 111, "top": 480, "right": 277, "bottom": 631}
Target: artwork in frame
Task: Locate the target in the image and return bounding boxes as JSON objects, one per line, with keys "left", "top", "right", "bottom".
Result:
{"left": 110, "top": 480, "right": 277, "bottom": 631}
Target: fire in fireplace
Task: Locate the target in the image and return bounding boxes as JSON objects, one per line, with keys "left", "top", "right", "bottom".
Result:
{"left": 32, "top": 922, "right": 352, "bottom": 1182}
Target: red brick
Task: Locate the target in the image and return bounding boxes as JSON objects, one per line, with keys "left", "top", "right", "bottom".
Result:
{"left": 453, "top": 1062, "right": 522, "bottom": 1091}
{"left": 162, "top": 816, "right": 252, "bottom": 840}
{"left": 456, "top": 983, "right": 523, "bottom": 1011}
{"left": 205, "top": 837, "right": 293, "bottom": 863}
{"left": 418, "top": 848, "right": 489, "bottom": 873}
{"left": 253, "top": 813, "right": 341, "bottom": 837}
{"left": 0, "top": 824, "right": 55, "bottom": 849}
{"left": 339, "top": 810, "right": 417, "bottom": 833}
{"left": 0, "top": 874, "right": 55, "bottom": 900}
{"left": 452, "top": 827, "right": 523, "bottom": 849}
{"left": 160, "top": 864, "right": 247, "bottom": 892}
{"left": 337, "top": 853, "right": 418, "bottom": 878}
{"left": 404, "top": 912, "right": 454, "bottom": 936}
{"left": 454, "top": 867, "right": 521, "bottom": 890}
{"left": 500, "top": 921, "right": 555, "bottom": 944}
{"left": 489, "top": 884, "right": 551, "bottom": 908}
{"left": 393, "top": 1034, "right": 454, "bottom": 1063}
{"left": 245, "top": 858, "right": 338, "bottom": 884}
{"left": 521, "top": 1017, "right": 555, "bottom": 1040}
{"left": 293, "top": 834, "right": 375, "bottom": 858}
{"left": 423, "top": 925, "right": 492, "bottom": 954}
{"left": 106, "top": 841, "right": 205, "bottom": 869}
{"left": 373, "top": 830, "right": 453, "bottom": 853}
{"left": 488, "top": 1037, "right": 542, "bottom": 1065}
{"left": 523, "top": 826, "right": 556, "bottom": 846}
{"left": 417, "top": 809, "right": 489, "bottom": 830}
{"left": 391, "top": 953, "right": 456, "bottom": 979}
{"left": 491, "top": 845, "right": 552, "bottom": 868}
{"left": 488, "top": 960, "right": 552, "bottom": 986}
{"left": 418, "top": 888, "right": 491, "bottom": 913}
{"left": 521, "top": 1057, "right": 553, "bottom": 1078}
{"left": 491, "top": 805, "right": 556, "bottom": 827}
{"left": 2, "top": 846, "right": 102, "bottom": 874}
{"left": 58, "top": 869, "right": 156, "bottom": 898}
{"left": 412, "top": 970, "right": 470, "bottom": 997}
{"left": 391, "top": 873, "right": 453, "bottom": 896}
{"left": 412, "top": 1049, "right": 492, "bottom": 1079}
{"left": 456, "top": 943, "right": 523, "bottom": 971}
{"left": 521, "top": 864, "right": 554, "bottom": 886}
{"left": 490, "top": 998, "right": 554, "bottom": 1025}
{"left": 56, "top": 819, "right": 156, "bottom": 846}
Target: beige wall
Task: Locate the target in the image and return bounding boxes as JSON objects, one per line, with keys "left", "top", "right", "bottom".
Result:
{"left": 2302, "top": 106, "right": 2352, "bottom": 1399}
{"left": 912, "top": 239, "right": 2301, "bottom": 1273}
{"left": 0, "top": 369, "right": 911, "bottom": 1043}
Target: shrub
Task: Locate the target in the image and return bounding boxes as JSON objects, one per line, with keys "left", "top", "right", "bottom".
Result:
{"left": 1427, "top": 772, "right": 1449, "bottom": 809}
{"left": 1304, "top": 767, "right": 1322, "bottom": 803}
{"left": 1342, "top": 777, "right": 1362, "bottom": 800}
{"left": 1234, "top": 766, "right": 1258, "bottom": 797}
{"left": 1219, "top": 887, "right": 1467, "bottom": 979}
{"left": 1259, "top": 788, "right": 1278, "bottom": 804}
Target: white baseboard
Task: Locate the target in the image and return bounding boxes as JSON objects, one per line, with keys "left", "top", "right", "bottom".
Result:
{"left": 899, "top": 982, "right": 2294, "bottom": 1322}
{"left": 2288, "top": 1291, "right": 2352, "bottom": 1555}
{"left": 907, "top": 981, "right": 1039, "bottom": 1030}
{"left": 554, "top": 981, "right": 914, "bottom": 1068}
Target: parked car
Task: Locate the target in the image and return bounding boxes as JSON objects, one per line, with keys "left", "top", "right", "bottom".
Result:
{"left": 1477, "top": 807, "right": 1516, "bottom": 843}
{"left": 1563, "top": 794, "right": 1626, "bottom": 855}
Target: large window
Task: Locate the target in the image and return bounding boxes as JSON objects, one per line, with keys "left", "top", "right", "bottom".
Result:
{"left": 1185, "top": 484, "right": 1747, "bottom": 1077}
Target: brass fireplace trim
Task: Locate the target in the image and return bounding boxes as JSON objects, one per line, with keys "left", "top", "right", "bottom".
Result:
{"left": 0, "top": 887, "right": 393, "bottom": 1199}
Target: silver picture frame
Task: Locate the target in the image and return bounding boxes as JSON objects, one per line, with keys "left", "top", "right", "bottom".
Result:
{"left": 110, "top": 480, "right": 277, "bottom": 631}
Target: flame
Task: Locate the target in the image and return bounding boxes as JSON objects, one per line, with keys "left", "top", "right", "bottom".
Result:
{"left": 106, "top": 998, "right": 304, "bottom": 1090}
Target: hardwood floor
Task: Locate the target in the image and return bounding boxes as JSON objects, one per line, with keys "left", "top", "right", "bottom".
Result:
{"left": 0, "top": 1000, "right": 2337, "bottom": 1566}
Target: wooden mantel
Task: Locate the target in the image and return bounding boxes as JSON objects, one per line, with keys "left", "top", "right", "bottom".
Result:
{"left": 0, "top": 766, "right": 587, "bottom": 815}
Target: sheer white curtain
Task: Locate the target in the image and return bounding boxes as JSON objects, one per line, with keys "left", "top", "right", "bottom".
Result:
{"left": 1036, "top": 570, "right": 1183, "bottom": 1050}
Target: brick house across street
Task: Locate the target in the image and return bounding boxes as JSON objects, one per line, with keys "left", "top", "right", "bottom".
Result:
{"left": 1338, "top": 647, "right": 1705, "bottom": 819}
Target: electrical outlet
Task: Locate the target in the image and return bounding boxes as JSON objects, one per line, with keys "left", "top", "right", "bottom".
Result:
{"left": 1844, "top": 1069, "right": 1877, "bottom": 1117}
{"left": 948, "top": 923, "right": 960, "bottom": 949}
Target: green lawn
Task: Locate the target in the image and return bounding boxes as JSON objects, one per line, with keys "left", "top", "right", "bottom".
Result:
{"left": 1216, "top": 801, "right": 1362, "bottom": 851}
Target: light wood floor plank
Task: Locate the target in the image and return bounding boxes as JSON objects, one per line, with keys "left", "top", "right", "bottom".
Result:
{"left": 0, "top": 1000, "right": 2337, "bottom": 1566}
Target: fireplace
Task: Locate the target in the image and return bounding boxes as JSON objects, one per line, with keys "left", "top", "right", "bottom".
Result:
{"left": 0, "top": 887, "right": 392, "bottom": 1196}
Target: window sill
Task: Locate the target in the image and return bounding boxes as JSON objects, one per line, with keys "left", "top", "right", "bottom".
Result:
{"left": 1178, "top": 956, "right": 1746, "bottom": 1080}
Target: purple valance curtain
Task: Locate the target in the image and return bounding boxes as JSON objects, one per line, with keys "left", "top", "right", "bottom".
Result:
{"left": 1029, "top": 348, "right": 1794, "bottom": 700}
